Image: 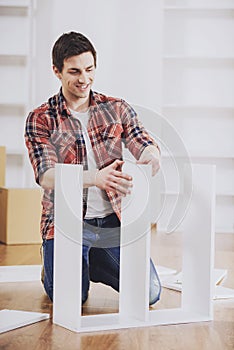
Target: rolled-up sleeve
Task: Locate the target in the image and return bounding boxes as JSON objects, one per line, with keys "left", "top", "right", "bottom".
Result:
{"left": 120, "top": 100, "right": 159, "bottom": 160}
{"left": 25, "top": 111, "right": 58, "bottom": 185}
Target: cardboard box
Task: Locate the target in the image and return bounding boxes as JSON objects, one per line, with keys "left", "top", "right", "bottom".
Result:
{"left": 0, "top": 147, "right": 6, "bottom": 187}
{"left": 0, "top": 188, "right": 42, "bottom": 244}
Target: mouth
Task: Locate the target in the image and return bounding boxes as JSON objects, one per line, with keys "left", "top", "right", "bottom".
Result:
{"left": 76, "top": 84, "right": 89, "bottom": 91}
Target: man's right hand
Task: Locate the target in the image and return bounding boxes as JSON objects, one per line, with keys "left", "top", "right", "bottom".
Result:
{"left": 95, "top": 160, "right": 133, "bottom": 196}
{"left": 40, "top": 160, "right": 133, "bottom": 196}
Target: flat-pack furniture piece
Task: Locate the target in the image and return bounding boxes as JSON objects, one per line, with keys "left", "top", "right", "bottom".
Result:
{"left": 0, "top": 146, "right": 6, "bottom": 187}
{"left": 53, "top": 162, "right": 215, "bottom": 332}
{"left": 0, "top": 187, "right": 42, "bottom": 244}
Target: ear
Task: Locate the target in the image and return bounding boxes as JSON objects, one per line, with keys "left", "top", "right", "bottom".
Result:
{"left": 53, "top": 65, "right": 62, "bottom": 80}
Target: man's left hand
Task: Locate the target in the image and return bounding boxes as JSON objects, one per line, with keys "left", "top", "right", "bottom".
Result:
{"left": 136, "top": 145, "right": 161, "bottom": 176}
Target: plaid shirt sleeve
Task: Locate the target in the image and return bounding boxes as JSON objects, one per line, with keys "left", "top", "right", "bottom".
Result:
{"left": 25, "top": 110, "right": 58, "bottom": 185}
{"left": 120, "top": 100, "right": 159, "bottom": 159}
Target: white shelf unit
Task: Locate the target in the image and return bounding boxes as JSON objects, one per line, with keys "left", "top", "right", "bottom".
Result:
{"left": 160, "top": 0, "right": 234, "bottom": 234}
{"left": 0, "top": 0, "right": 36, "bottom": 187}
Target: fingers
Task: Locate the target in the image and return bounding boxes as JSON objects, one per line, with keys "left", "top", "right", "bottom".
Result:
{"left": 109, "top": 160, "right": 133, "bottom": 195}
{"left": 109, "top": 175, "right": 133, "bottom": 196}
{"left": 111, "top": 159, "right": 124, "bottom": 169}
{"left": 96, "top": 160, "right": 133, "bottom": 196}
{"left": 109, "top": 183, "right": 131, "bottom": 196}
{"left": 152, "top": 160, "right": 160, "bottom": 176}
{"left": 110, "top": 160, "right": 132, "bottom": 180}
{"left": 112, "top": 169, "right": 132, "bottom": 181}
{"left": 104, "top": 170, "right": 132, "bottom": 196}
{"left": 136, "top": 159, "right": 160, "bottom": 176}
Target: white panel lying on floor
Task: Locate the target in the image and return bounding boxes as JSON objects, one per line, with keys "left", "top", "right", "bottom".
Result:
{"left": 0, "top": 265, "right": 41, "bottom": 283}
{"left": 0, "top": 309, "right": 49, "bottom": 334}
{"left": 156, "top": 265, "right": 177, "bottom": 276}
{"left": 214, "top": 286, "right": 234, "bottom": 299}
{"left": 53, "top": 163, "right": 216, "bottom": 332}
{"left": 161, "top": 268, "right": 234, "bottom": 300}
{"left": 161, "top": 269, "right": 228, "bottom": 292}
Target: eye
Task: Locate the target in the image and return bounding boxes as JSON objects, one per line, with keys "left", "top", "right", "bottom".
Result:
{"left": 68, "top": 69, "right": 80, "bottom": 75}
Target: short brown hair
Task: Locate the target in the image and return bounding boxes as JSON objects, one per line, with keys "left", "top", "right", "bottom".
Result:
{"left": 52, "top": 31, "right": 97, "bottom": 72}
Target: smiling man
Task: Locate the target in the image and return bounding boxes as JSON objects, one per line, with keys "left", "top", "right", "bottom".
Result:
{"left": 25, "top": 32, "right": 161, "bottom": 306}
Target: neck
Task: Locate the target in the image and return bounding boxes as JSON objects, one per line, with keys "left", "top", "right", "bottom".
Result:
{"left": 68, "top": 100, "right": 90, "bottom": 113}
{"left": 63, "top": 90, "right": 90, "bottom": 112}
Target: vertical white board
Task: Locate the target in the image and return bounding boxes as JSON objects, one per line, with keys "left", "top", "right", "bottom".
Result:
{"left": 119, "top": 162, "right": 151, "bottom": 323}
{"left": 182, "top": 164, "right": 215, "bottom": 318}
{"left": 53, "top": 164, "right": 83, "bottom": 332}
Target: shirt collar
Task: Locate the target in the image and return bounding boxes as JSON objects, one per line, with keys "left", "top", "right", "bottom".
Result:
{"left": 57, "top": 88, "right": 99, "bottom": 117}
{"left": 57, "top": 88, "right": 71, "bottom": 117}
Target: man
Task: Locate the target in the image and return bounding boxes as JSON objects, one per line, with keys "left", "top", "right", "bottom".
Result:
{"left": 25, "top": 32, "right": 161, "bottom": 305}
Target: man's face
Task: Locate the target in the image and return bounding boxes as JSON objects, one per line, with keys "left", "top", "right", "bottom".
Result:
{"left": 53, "top": 51, "right": 95, "bottom": 103}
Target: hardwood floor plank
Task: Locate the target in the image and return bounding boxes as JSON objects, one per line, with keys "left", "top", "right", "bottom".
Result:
{"left": 0, "top": 232, "right": 234, "bottom": 350}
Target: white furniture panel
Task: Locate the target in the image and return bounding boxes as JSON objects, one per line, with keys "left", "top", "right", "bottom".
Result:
{"left": 53, "top": 163, "right": 215, "bottom": 332}
{"left": 0, "top": 309, "right": 49, "bottom": 334}
{"left": 53, "top": 164, "right": 83, "bottom": 332}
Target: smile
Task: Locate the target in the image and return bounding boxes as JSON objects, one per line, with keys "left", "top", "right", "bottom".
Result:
{"left": 76, "top": 84, "right": 89, "bottom": 90}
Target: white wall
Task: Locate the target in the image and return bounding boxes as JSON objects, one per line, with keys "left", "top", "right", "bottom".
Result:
{"left": 159, "top": 2, "right": 234, "bottom": 234}
{"left": 30, "top": 0, "right": 163, "bottom": 222}
{"left": 34, "top": 0, "right": 163, "bottom": 112}
{"left": 1, "top": 0, "right": 232, "bottom": 233}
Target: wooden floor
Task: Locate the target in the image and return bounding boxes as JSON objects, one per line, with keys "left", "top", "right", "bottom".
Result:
{"left": 0, "top": 231, "right": 234, "bottom": 350}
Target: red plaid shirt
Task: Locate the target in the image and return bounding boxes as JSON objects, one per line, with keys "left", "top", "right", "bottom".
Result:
{"left": 25, "top": 89, "right": 158, "bottom": 240}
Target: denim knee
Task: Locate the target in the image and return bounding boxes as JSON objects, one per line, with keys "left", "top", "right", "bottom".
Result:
{"left": 42, "top": 239, "right": 54, "bottom": 302}
{"left": 149, "top": 258, "right": 161, "bottom": 306}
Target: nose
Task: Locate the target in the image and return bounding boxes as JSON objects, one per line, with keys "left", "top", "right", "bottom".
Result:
{"left": 78, "top": 71, "right": 89, "bottom": 84}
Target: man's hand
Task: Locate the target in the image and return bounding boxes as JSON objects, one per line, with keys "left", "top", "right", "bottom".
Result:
{"left": 137, "top": 145, "right": 160, "bottom": 176}
{"left": 95, "top": 160, "right": 133, "bottom": 196}
{"left": 40, "top": 168, "right": 55, "bottom": 190}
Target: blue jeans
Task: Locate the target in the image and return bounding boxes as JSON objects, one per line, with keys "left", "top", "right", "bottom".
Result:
{"left": 42, "top": 213, "right": 161, "bottom": 305}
